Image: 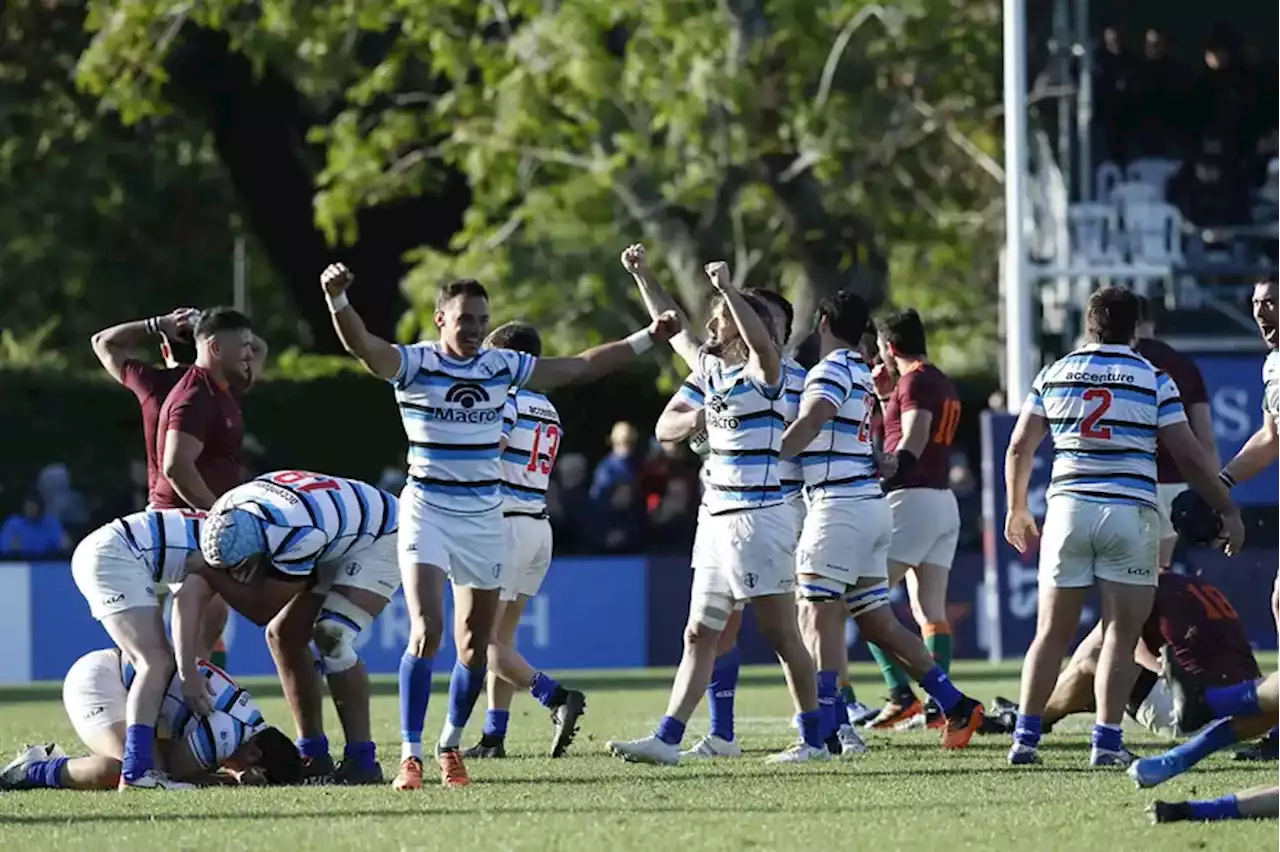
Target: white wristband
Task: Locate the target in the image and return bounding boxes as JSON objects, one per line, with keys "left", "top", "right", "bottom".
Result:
{"left": 626, "top": 329, "right": 654, "bottom": 355}
{"left": 326, "top": 292, "right": 350, "bottom": 313}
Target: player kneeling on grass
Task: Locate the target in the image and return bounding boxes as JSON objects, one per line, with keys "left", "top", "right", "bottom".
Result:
{"left": 0, "top": 648, "right": 301, "bottom": 791}
{"left": 462, "top": 322, "right": 586, "bottom": 759}
{"left": 198, "top": 470, "right": 401, "bottom": 785}
{"left": 69, "top": 507, "right": 225, "bottom": 790}
{"left": 779, "top": 292, "right": 983, "bottom": 752}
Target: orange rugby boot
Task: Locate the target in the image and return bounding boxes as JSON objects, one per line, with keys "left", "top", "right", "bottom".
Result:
{"left": 439, "top": 748, "right": 471, "bottom": 788}
{"left": 391, "top": 756, "right": 424, "bottom": 791}
{"left": 866, "top": 698, "right": 923, "bottom": 730}
{"left": 940, "top": 697, "right": 984, "bottom": 749}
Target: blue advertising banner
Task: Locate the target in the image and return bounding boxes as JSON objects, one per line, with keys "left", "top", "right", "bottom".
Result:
{"left": 1193, "top": 353, "right": 1278, "bottom": 507}
{"left": 27, "top": 557, "right": 648, "bottom": 681}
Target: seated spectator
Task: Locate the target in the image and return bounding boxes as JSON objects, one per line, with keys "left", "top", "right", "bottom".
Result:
{"left": 639, "top": 439, "right": 687, "bottom": 513}
{"left": 1168, "top": 137, "right": 1252, "bottom": 227}
{"left": 0, "top": 493, "right": 70, "bottom": 557}
{"left": 35, "top": 463, "right": 89, "bottom": 534}
{"left": 589, "top": 421, "right": 639, "bottom": 501}
{"left": 590, "top": 482, "right": 645, "bottom": 554}
{"left": 648, "top": 477, "right": 698, "bottom": 551}
{"left": 551, "top": 452, "right": 590, "bottom": 553}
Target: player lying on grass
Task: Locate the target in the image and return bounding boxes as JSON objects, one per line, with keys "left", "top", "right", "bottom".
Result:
{"left": 197, "top": 470, "right": 401, "bottom": 785}
{"left": 0, "top": 648, "right": 301, "bottom": 791}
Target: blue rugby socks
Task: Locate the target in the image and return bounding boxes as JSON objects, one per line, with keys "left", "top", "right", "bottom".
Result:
{"left": 1205, "top": 679, "right": 1262, "bottom": 720}
{"left": 24, "top": 757, "right": 69, "bottom": 789}
{"left": 121, "top": 724, "right": 155, "bottom": 783}
{"left": 919, "top": 665, "right": 962, "bottom": 714}
{"left": 708, "top": 648, "right": 740, "bottom": 742}
{"left": 296, "top": 736, "right": 329, "bottom": 760}
{"left": 1184, "top": 794, "right": 1243, "bottom": 822}
{"left": 398, "top": 652, "right": 434, "bottom": 761}
{"left": 655, "top": 715, "right": 686, "bottom": 746}
{"left": 439, "top": 660, "right": 486, "bottom": 750}
{"left": 817, "top": 670, "right": 838, "bottom": 740}
{"left": 483, "top": 709, "right": 510, "bottom": 738}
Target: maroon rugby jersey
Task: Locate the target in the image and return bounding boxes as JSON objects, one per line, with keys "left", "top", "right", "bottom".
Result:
{"left": 881, "top": 363, "right": 960, "bottom": 490}
{"left": 1134, "top": 337, "right": 1210, "bottom": 484}
{"left": 1141, "top": 572, "right": 1260, "bottom": 688}
{"left": 120, "top": 360, "right": 190, "bottom": 495}
{"left": 150, "top": 366, "right": 245, "bottom": 509}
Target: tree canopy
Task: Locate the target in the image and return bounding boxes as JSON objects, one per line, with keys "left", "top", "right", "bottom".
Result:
{"left": 5, "top": 0, "right": 1005, "bottom": 374}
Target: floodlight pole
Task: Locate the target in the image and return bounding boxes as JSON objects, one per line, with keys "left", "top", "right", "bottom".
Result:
{"left": 1002, "top": 0, "right": 1034, "bottom": 412}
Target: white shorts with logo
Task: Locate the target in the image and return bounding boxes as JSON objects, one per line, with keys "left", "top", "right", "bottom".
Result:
{"left": 63, "top": 649, "right": 127, "bottom": 745}
{"left": 689, "top": 502, "right": 797, "bottom": 601}
{"left": 502, "top": 515, "right": 553, "bottom": 601}
{"left": 71, "top": 526, "right": 158, "bottom": 621}
{"left": 796, "top": 494, "right": 892, "bottom": 590}
{"left": 1039, "top": 495, "right": 1159, "bottom": 588}
{"left": 313, "top": 534, "right": 401, "bottom": 601}
{"left": 1155, "top": 482, "right": 1189, "bottom": 541}
{"left": 886, "top": 487, "right": 960, "bottom": 569}
{"left": 399, "top": 484, "right": 505, "bottom": 590}
{"left": 690, "top": 504, "right": 746, "bottom": 613}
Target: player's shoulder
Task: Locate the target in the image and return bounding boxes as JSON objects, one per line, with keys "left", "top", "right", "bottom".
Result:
{"left": 1264, "top": 349, "right": 1280, "bottom": 377}
{"left": 516, "top": 388, "right": 558, "bottom": 418}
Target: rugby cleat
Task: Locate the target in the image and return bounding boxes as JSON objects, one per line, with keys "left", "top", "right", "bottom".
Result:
{"left": 895, "top": 700, "right": 945, "bottom": 731}
{"left": 764, "top": 743, "right": 831, "bottom": 764}
{"left": 118, "top": 769, "right": 195, "bottom": 791}
{"left": 1147, "top": 801, "right": 1195, "bottom": 824}
{"left": 0, "top": 744, "right": 59, "bottom": 790}
{"left": 438, "top": 748, "right": 470, "bottom": 788}
{"left": 391, "top": 756, "right": 424, "bottom": 791}
{"left": 1160, "top": 645, "right": 1212, "bottom": 736}
{"left": 330, "top": 758, "right": 385, "bottom": 785}
{"left": 836, "top": 724, "right": 868, "bottom": 756}
{"left": 1127, "top": 754, "right": 1181, "bottom": 789}
{"left": 940, "top": 697, "right": 984, "bottom": 749}
{"left": 679, "top": 734, "right": 742, "bottom": 760}
{"left": 1090, "top": 746, "right": 1138, "bottom": 768}
{"left": 864, "top": 699, "right": 923, "bottom": 730}
{"left": 463, "top": 735, "right": 507, "bottom": 759}
{"left": 608, "top": 735, "right": 680, "bottom": 766}
{"left": 299, "top": 753, "right": 336, "bottom": 783}
{"left": 1232, "top": 731, "right": 1279, "bottom": 762}
{"left": 550, "top": 689, "right": 587, "bottom": 758}
{"left": 1007, "top": 743, "right": 1041, "bottom": 765}
{"left": 847, "top": 700, "right": 877, "bottom": 728}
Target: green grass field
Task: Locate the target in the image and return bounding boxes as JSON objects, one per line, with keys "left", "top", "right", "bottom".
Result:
{"left": 0, "top": 661, "right": 1275, "bottom": 851}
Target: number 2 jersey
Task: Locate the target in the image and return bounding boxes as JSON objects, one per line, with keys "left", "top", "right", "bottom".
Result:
{"left": 209, "top": 472, "right": 398, "bottom": 578}
{"left": 880, "top": 362, "right": 960, "bottom": 491}
{"left": 109, "top": 508, "right": 205, "bottom": 584}
{"left": 1027, "top": 343, "right": 1185, "bottom": 509}
{"left": 500, "top": 389, "right": 562, "bottom": 517}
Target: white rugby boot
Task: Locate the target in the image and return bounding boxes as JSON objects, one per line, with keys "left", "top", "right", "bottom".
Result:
{"left": 607, "top": 735, "right": 680, "bottom": 766}
{"left": 118, "top": 769, "right": 196, "bottom": 790}
{"left": 836, "top": 724, "right": 869, "bottom": 756}
{"left": 0, "top": 745, "right": 52, "bottom": 789}
{"left": 680, "top": 734, "right": 743, "bottom": 760}
{"left": 765, "top": 742, "right": 831, "bottom": 764}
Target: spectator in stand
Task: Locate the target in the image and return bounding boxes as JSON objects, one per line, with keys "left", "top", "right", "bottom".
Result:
{"left": 590, "top": 482, "right": 645, "bottom": 554}
{"left": 0, "top": 493, "right": 70, "bottom": 557}
{"left": 35, "top": 463, "right": 89, "bottom": 535}
{"left": 1194, "top": 30, "right": 1250, "bottom": 159}
{"left": 1095, "top": 26, "right": 1136, "bottom": 162}
{"left": 1169, "top": 136, "right": 1252, "bottom": 228}
{"left": 551, "top": 452, "right": 590, "bottom": 553}
{"left": 648, "top": 476, "right": 698, "bottom": 551}
{"left": 638, "top": 439, "right": 690, "bottom": 513}
{"left": 1133, "top": 29, "right": 1191, "bottom": 158}
{"left": 590, "top": 421, "right": 640, "bottom": 501}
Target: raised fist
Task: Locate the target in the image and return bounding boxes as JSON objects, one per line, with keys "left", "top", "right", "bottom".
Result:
{"left": 648, "top": 310, "right": 683, "bottom": 342}
{"left": 621, "top": 243, "right": 648, "bottom": 274}
{"left": 320, "top": 263, "right": 354, "bottom": 296}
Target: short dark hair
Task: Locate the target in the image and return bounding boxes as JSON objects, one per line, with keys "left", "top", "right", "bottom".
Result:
{"left": 249, "top": 727, "right": 303, "bottom": 785}
{"left": 485, "top": 321, "right": 542, "bottom": 357}
{"left": 879, "top": 309, "right": 928, "bottom": 358}
{"left": 751, "top": 290, "right": 795, "bottom": 344}
{"left": 193, "top": 308, "right": 253, "bottom": 340}
{"left": 1086, "top": 286, "right": 1141, "bottom": 344}
{"left": 818, "top": 291, "right": 871, "bottom": 347}
{"left": 1257, "top": 275, "right": 1277, "bottom": 291}
{"left": 861, "top": 320, "right": 880, "bottom": 364}
{"left": 162, "top": 333, "right": 197, "bottom": 366}
{"left": 436, "top": 279, "right": 488, "bottom": 311}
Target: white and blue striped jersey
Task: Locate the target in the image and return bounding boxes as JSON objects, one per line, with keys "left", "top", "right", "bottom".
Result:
{"left": 499, "top": 389, "right": 562, "bottom": 516}
{"left": 1027, "top": 343, "right": 1185, "bottom": 508}
{"left": 796, "top": 349, "right": 882, "bottom": 499}
{"left": 391, "top": 341, "right": 537, "bottom": 514}
{"left": 110, "top": 508, "right": 204, "bottom": 584}
{"left": 210, "top": 472, "right": 397, "bottom": 577}
{"left": 1263, "top": 350, "right": 1279, "bottom": 420}
{"left": 674, "top": 351, "right": 792, "bottom": 515}
{"left": 779, "top": 356, "right": 806, "bottom": 500}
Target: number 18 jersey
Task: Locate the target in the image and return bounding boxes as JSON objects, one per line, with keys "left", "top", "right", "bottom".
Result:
{"left": 1027, "top": 343, "right": 1185, "bottom": 509}
{"left": 500, "top": 389, "right": 562, "bottom": 516}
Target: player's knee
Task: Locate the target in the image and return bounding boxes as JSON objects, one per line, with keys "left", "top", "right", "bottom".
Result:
{"left": 454, "top": 626, "right": 490, "bottom": 667}
{"left": 845, "top": 581, "right": 890, "bottom": 620}
{"left": 407, "top": 612, "right": 443, "bottom": 658}
{"left": 311, "top": 596, "right": 374, "bottom": 675}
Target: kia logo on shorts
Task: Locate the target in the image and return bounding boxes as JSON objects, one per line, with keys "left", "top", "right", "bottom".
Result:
{"left": 102, "top": 593, "right": 125, "bottom": 606}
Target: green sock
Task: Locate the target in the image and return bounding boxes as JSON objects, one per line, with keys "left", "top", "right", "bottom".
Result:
{"left": 925, "top": 629, "right": 953, "bottom": 674}
{"left": 868, "top": 642, "right": 913, "bottom": 692}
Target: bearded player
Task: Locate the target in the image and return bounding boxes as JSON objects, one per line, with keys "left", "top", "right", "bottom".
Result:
{"left": 0, "top": 649, "right": 301, "bottom": 791}
{"left": 319, "top": 263, "right": 679, "bottom": 789}
{"left": 861, "top": 309, "right": 964, "bottom": 731}
{"left": 463, "top": 322, "right": 587, "bottom": 759}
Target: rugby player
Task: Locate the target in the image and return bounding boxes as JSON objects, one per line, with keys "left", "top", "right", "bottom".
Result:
{"left": 780, "top": 292, "right": 984, "bottom": 751}
{"left": 318, "top": 263, "right": 679, "bottom": 789}
{"left": 1132, "top": 297, "right": 1220, "bottom": 569}
{"left": 198, "top": 470, "right": 401, "bottom": 785}
{"left": 608, "top": 261, "right": 827, "bottom": 765}
{"left": 464, "top": 322, "right": 587, "bottom": 759}
{"left": 862, "top": 309, "right": 964, "bottom": 731}
{"left": 0, "top": 649, "right": 301, "bottom": 790}
{"left": 1003, "top": 286, "right": 1243, "bottom": 767}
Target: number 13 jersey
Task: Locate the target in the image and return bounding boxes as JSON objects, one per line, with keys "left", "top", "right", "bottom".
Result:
{"left": 499, "top": 389, "right": 562, "bottom": 517}
{"left": 1027, "top": 343, "right": 1185, "bottom": 509}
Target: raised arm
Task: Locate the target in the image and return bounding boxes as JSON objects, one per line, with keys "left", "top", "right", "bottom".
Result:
{"left": 621, "top": 243, "right": 703, "bottom": 369}
{"left": 320, "top": 263, "right": 403, "bottom": 380}
{"left": 525, "top": 311, "right": 682, "bottom": 391}
{"left": 705, "top": 261, "right": 780, "bottom": 388}
{"left": 91, "top": 308, "right": 196, "bottom": 384}
{"left": 1221, "top": 410, "right": 1278, "bottom": 487}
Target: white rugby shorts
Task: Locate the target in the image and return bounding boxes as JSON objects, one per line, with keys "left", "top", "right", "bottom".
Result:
{"left": 796, "top": 493, "right": 891, "bottom": 591}
{"left": 63, "top": 649, "right": 127, "bottom": 745}
{"left": 501, "top": 515, "right": 553, "bottom": 601}
{"left": 1039, "top": 495, "right": 1158, "bottom": 588}
{"left": 886, "top": 487, "right": 960, "bottom": 569}
{"left": 399, "top": 484, "right": 505, "bottom": 590}
{"left": 689, "top": 502, "right": 797, "bottom": 601}
{"left": 70, "top": 525, "right": 159, "bottom": 621}
{"left": 1155, "top": 482, "right": 1189, "bottom": 542}
{"left": 313, "top": 534, "right": 401, "bottom": 601}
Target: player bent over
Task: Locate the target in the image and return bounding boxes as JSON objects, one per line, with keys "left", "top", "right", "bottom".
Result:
{"left": 1003, "top": 286, "right": 1243, "bottom": 768}
{"left": 199, "top": 470, "right": 401, "bottom": 784}
{"left": 608, "top": 262, "right": 827, "bottom": 765}
{"left": 781, "top": 293, "right": 983, "bottom": 752}
{"left": 464, "top": 322, "right": 586, "bottom": 758}
{"left": 320, "top": 263, "right": 680, "bottom": 789}
{"left": 69, "top": 507, "right": 224, "bottom": 789}
{"left": 0, "top": 649, "right": 301, "bottom": 791}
